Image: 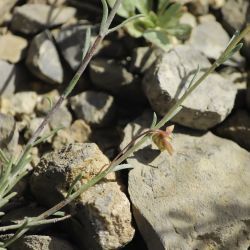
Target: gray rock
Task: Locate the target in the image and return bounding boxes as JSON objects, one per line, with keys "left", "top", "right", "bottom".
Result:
{"left": 215, "top": 109, "right": 250, "bottom": 150}
{"left": 52, "top": 119, "right": 91, "bottom": 150}
{"left": 56, "top": 23, "right": 98, "bottom": 70}
{"left": 49, "top": 106, "right": 72, "bottom": 130}
{"left": 11, "top": 4, "right": 76, "bottom": 34}
{"left": 24, "top": 117, "right": 50, "bottom": 141}
{"left": 188, "top": 19, "right": 243, "bottom": 65}
{"left": 130, "top": 47, "right": 157, "bottom": 74}
{"left": 0, "top": 113, "right": 19, "bottom": 154}
{"left": 221, "top": 0, "right": 249, "bottom": 32}
{"left": 0, "top": 0, "right": 18, "bottom": 25}
{"left": 3, "top": 235, "right": 76, "bottom": 250}
{"left": 10, "top": 91, "right": 38, "bottom": 115}
{"left": 121, "top": 111, "right": 250, "bottom": 250}
{"left": 221, "top": 0, "right": 250, "bottom": 59}
{"left": 143, "top": 45, "right": 237, "bottom": 130}
{"left": 179, "top": 12, "right": 197, "bottom": 28}
{"left": 26, "top": 31, "right": 63, "bottom": 84}
{"left": 30, "top": 143, "right": 134, "bottom": 249}
{"left": 35, "top": 89, "right": 67, "bottom": 115}
{"left": 0, "top": 33, "right": 28, "bottom": 63}
{"left": 70, "top": 91, "right": 116, "bottom": 127}
{"left": 0, "top": 60, "right": 23, "bottom": 97}
{"left": 89, "top": 58, "right": 145, "bottom": 102}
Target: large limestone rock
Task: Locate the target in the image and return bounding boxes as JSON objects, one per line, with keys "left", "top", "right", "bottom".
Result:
{"left": 11, "top": 4, "right": 76, "bottom": 34}
{"left": 0, "top": 0, "right": 18, "bottom": 25}
{"left": 70, "top": 91, "right": 116, "bottom": 127}
{"left": 121, "top": 111, "right": 250, "bottom": 250}
{"left": 143, "top": 45, "right": 237, "bottom": 130}
{"left": 26, "top": 31, "right": 63, "bottom": 84}
{"left": 0, "top": 33, "right": 28, "bottom": 63}
{"left": 30, "top": 143, "right": 134, "bottom": 249}
{"left": 0, "top": 235, "right": 76, "bottom": 250}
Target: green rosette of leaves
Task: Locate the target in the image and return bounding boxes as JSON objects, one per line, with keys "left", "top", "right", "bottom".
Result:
{"left": 107, "top": 0, "right": 191, "bottom": 51}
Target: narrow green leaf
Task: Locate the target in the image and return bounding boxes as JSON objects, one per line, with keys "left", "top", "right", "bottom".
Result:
{"left": 67, "top": 173, "right": 83, "bottom": 197}
{"left": 100, "top": 0, "right": 109, "bottom": 33}
{"left": 150, "top": 112, "right": 158, "bottom": 128}
{"left": 108, "top": 14, "right": 144, "bottom": 34}
{"left": 218, "top": 43, "right": 243, "bottom": 64}
{"left": 187, "top": 65, "right": 200, "bottom": 89}
{"left": 112, "top": 164, "right": 134, "bottom": 172}
{"left": 82, "top": 27, "right": 91, "bottom": 60}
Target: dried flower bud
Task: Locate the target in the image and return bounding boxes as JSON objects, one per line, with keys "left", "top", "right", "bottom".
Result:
{"left": 152, "top": 125, "right": 174, "bottom": 155}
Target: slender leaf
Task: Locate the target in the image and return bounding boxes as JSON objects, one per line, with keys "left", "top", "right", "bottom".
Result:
{"left": 135, "top": 0, "right": 153, "bottom": 15}
{"left": 112, "top": 164, "right": 134, "bottom": 172}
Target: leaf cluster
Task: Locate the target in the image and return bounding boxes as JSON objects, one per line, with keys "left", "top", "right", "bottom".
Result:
{"left": 107, "top": 0, "right": 191, "bottom": 51}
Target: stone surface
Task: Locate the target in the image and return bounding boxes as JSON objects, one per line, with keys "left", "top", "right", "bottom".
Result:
{"left": 0, "top": 33, "right": 28, "bottom": 63}
{"left": 221, "top": 0, "right": 249, "bottom": 32}
{"left": 11, "top": 4, "right": 76, "bottom": 34}
{"left": 10, "top": 92, "right": 38, "bottom": 115}
{"left": 143, "top": 45, "right": 237, "bottom": 130}
{"left": 56, "top": 23, "right": 98, "bottom": 70}
{"left": 70, "top": 91, "right": 116, "bottom": 127}
{"left": 0, "top": 60, "right": 23, "bottom": 97}
{"left": 26, "top": 31, "right": 63, "bottom": 84}
{"left": 3, "top": 235, "right": 76, "bottom": 250}
{"left": 89, "top": 58, "right": 145, "bottom": 102}
{"left": 0, "top": 0, "right": 18, "bottom": 25}
{"left": 35, "top": 89, "right": 67, "bottom": 115}
{"left": 24, "top": 117, "right": 50, "bottom": 141}
{"left": 179, "top": 12, "right": 197, "bottom": 28}
{"left": 0, "top": 113, "right": 19, "bottom": 154}
{"left": 121, "top": 111, "right": 250, "bottom": 250}
{"left": 30, "top": 143, "right": 134, "bottom": 249}
{"left": 189, "top": 19, "right": 237, "bottom": 62}
{"left": 49, "top": 106, "right": 72, "bottom": 130}
{"left": 130, "top": 47, "right": 157, "bottom": 74}
{"left": 215, "top": 109, "right": 250, "bottom": 150}
{"left": 52, "top": 119, "right": 91, "bottom": 150}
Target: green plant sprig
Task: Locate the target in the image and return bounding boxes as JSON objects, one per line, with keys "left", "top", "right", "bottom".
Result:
{"left": 1, "top": 22, "right": 249, "bottom": 248}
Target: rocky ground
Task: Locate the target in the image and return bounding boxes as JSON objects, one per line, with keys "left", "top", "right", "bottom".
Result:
{"left": 0, "top": 0, "right": 250, "bottom": 249}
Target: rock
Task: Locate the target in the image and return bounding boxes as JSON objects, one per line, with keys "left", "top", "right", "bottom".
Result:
{"left": 3, "top": 235, "right": 76, "bottom": 250}
{"left": 0, "top": 33, "right": 28, "bottom": 63}
{"left": 70, "top": 91, "right": 116, "bottom": 127}
{"left": 89, "top": 58, "right": 145, "bottom": 102}
{"left": 188, "top": 19, "right": 244, "bottom": 65}
{"left": 0, "top": 60, "right": 23, "bottom": 97}
{"left": 121, "top": 111, "right": 250, "bottom": 250}
{"left": 0, "top": 0, "right": 18, "bottom": 25}
{"left": 10, "top": 91, "right": 38, "bottom": 115}
{"left": 187, "top": 0, "right": 210, "bottom": 15}
{"left": 11, "top": 4, "right": 76, "bottom": 34}
{"left": 0, "top": 113, "right": 19, "bottom": 154}
{"left": 215, "top": 109, "right": 250, "bottom": 150}
{"left": 26, "top": 31, "right": 63, "bottom": 84}
{"left": 221, "top": 0, "right": 249, "bottom": 33}
{"left": 24, "top": 117, "right": 51, "bottom": 141}
{"left": 36, "top": 90, "right": 66, "bottom": 115}
{"left": 179, "top": 12, "right": 197, "bottom": 28}
{"left": 220, "top": 67, "right": 247, "bottom": 109}
{"left": 56, "top": 23, "right": 98, "bottom": 70}
{"left": 221, "top": 0, "right": 250, "bottom": 59}
{"left": 52, "top": 119, "right": 91, "bottom": 150}
{"left": 143, "top": 45, "right": 237, "bottom": 130}
{"left": 130, "top": 47, "right": 157, "bottom": 74}
{"left": 30, "top": 143, "right": 134, "bottom": 249}
{"left": 49, "top": 107, "right": 72, "bottom": 130}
